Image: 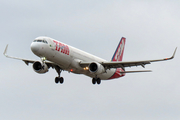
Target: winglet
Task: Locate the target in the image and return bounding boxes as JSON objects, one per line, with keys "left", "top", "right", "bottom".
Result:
{"left": 3, "top": 44, "right": 9, "bottom": 57}
{"left": 165, "top": 47, "right": 177, "bottom": 60}
{"left": 172, "top": 47, "right": 177, "bottom": 58}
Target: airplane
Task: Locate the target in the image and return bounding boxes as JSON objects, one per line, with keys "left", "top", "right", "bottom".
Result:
{"left": 3, "top": 37, "right": 177, "bottom": 85}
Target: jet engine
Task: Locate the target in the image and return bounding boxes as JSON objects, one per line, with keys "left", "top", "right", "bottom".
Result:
{"left": 33, "top": 61, "right": 49, "bottom": 74}
{"left": 89, "top": 62, "right": 105, "bottom": 74}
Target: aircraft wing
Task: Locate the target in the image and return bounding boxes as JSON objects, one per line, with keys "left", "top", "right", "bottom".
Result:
{"left": 80, "top": 47, "right": 177, "bottom": 69}
{"left": 3, "top": 44, "right": 58, "bottom": 69}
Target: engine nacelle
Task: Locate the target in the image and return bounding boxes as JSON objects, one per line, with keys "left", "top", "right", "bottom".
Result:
{"left": 33, "top": 61, "right": 49, "bottom": 74}
{"left": 89, "top": 62, "right": 105, "bottom": 75}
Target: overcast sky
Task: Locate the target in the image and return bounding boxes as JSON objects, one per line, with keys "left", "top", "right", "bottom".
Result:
{"left": 0, "top": 0, "right": 180, "bottom": 120}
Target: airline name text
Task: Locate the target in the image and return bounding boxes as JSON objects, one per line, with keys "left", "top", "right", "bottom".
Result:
{"left": 53, "top": 40, "right": 70, "bottom": 55}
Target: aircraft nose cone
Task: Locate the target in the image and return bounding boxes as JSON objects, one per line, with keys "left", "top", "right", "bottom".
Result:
{"left": 31, "top": 42, "right": 40, "bottom": 53}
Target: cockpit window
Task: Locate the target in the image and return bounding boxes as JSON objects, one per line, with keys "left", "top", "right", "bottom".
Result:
{"left": 33, "top": 39, "right": 48, "bottom": 44}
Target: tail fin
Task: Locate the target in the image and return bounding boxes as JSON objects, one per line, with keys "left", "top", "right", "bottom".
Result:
{"left": 111, "top": 37, "right": 126, "bottom": 61}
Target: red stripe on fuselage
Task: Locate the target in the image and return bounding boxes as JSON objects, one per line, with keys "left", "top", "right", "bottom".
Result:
{"left": 108, "top": 68, "right": 125, "bottom": 79}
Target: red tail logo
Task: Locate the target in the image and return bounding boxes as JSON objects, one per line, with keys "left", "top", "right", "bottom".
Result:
{"left": 111, "top": 37, "right": 126, "bottom": 61}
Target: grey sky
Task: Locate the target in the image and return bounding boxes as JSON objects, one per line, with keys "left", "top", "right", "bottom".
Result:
{"left": 0, "top": 0, "right": 180, "bottom": 120}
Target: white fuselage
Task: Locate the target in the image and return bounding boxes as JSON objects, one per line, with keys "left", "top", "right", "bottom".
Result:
{"left": 31, "top": 36, "right": 124, "bottom": 80}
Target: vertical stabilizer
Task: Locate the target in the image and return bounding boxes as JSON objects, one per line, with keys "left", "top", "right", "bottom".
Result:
{"left": 111, "top": 37, "right": 126, "bottom": 61}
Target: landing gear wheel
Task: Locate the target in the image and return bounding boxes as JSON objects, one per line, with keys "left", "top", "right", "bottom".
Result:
{"left": 92, "top": 78, "right": 101, "bottom": 85}
{"left": 97, "top": 78, "right": 101, "bottom": 85}
{"left": 60, "top": 77, "right": 64, "bottom": 84}
{"left": 55, "top": 77, "right": 59, "bottom": 84}
{"left": 92, "top": 78, "right": 96, "bottom": 84}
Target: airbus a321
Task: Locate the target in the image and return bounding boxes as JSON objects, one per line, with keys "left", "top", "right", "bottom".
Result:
{"left": 4, "top": 37, "right": 177, "bottom": 85}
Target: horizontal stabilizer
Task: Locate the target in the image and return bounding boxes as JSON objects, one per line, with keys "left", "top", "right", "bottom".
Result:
{"left": 121, "top": 70, "right": 152, "bottom": 73}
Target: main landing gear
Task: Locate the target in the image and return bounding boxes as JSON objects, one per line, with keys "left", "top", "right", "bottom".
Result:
{"left": 55, "top": 66, "right": 64, "bottom": 84}
{"left": 92, "top": 78, "right": 101, "bottom": 85}
{"left": 55, "top": 77, "right": 64, "bottom": 84}
{"left": 54, "top": 66, "right": 102, "bottom": 85}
